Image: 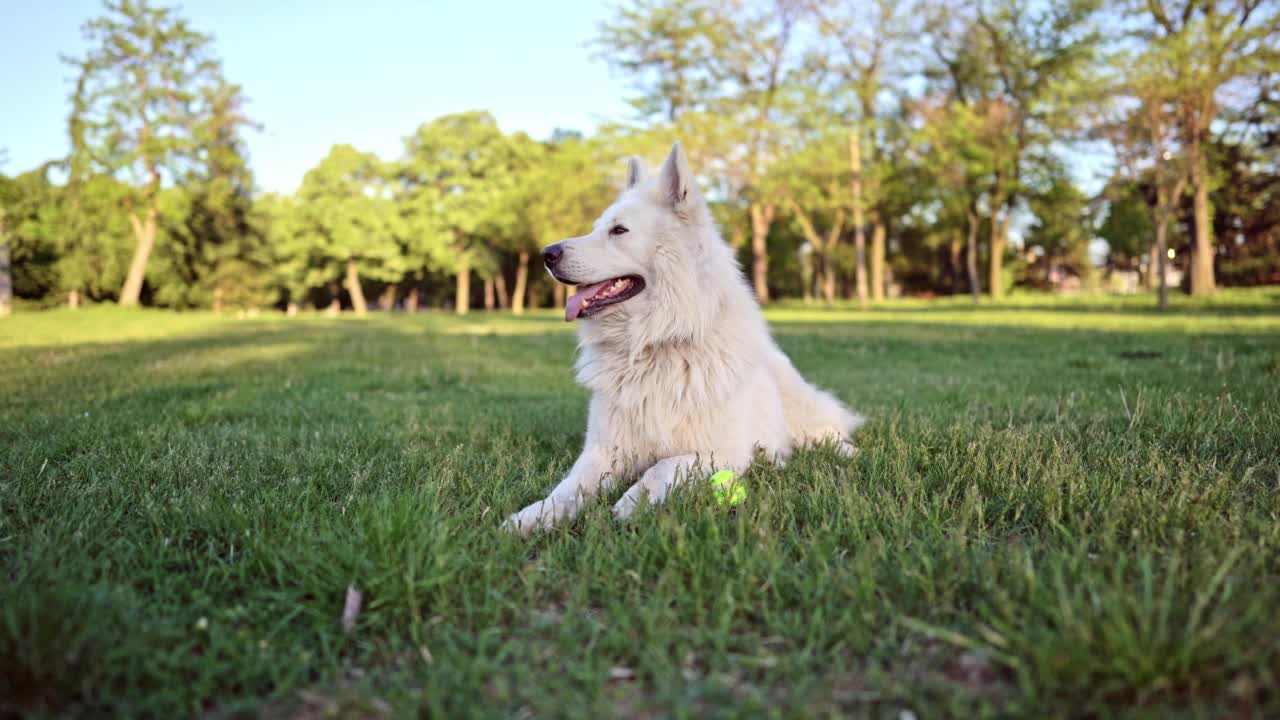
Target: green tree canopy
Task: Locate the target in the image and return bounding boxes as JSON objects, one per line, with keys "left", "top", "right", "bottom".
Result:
{"left": 66, "top": 0, "right": 242, "bottom": 305}
{"left": 288, "top": 145, "right": 401, "bottom": 314}
{"left": 399, "top": 112, "right": 535, "bottom": 314}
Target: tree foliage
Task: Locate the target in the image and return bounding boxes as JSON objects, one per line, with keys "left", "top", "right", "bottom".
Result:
{"left": 4, "top": 0, "right": 1278, "bottom": 317}
{"left": 65, "top": 0, "right": 243, "bottom": 305}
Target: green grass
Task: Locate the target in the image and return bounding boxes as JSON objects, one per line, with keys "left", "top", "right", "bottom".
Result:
{"left": 2, "top": 289, "right": 1279, "bottom": 718}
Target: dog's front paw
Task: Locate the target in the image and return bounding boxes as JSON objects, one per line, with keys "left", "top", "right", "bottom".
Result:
{"left": 502, "top": 498, "right": 566, "bottom": 536}
{"left": 611, "top": 482, "right": 657, "bottom": 521}
{"left": 834, "top": 438, "right": 857, "bottom": 459}
{"left": 611, "top": 490, "right": 639, "bottom": 521}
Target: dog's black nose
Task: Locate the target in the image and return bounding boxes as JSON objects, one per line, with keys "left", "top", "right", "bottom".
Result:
{"left": 542, "top": 244, "right": 563, "bottom": 268}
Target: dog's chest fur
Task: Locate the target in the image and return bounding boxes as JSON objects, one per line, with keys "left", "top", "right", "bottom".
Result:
{"left": 575, "top": 329, "right": 754, "bottom": 458}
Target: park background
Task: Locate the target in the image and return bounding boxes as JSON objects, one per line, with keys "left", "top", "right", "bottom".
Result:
{"left": 2, "top": 1, "right": 1279, "bottom": 717}
{"left": 0, "top": 0, "right": 1276, "bottom": 315}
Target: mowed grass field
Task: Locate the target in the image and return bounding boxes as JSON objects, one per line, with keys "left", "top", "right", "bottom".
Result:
{"left": 2, "top": 290, "right": 1279, "bottom": 718}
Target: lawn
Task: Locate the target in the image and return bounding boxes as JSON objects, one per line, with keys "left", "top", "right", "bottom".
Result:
{"left": 2, "top": 289, "right": 1279, "bottom": 718}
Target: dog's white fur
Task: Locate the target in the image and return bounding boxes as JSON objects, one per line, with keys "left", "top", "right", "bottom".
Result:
{"left": 504, "top": 142, "right": 863, "bottom": 534}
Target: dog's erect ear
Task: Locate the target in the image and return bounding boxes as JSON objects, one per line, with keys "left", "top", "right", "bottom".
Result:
{"left": 625, "top": 156, "right": 646, "bottom": 189}
{"left": 656, "top": 141, "right": 694, "bottom": 212}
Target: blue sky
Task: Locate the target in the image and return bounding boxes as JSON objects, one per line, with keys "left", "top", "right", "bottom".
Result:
{"left": 1, "top": 0, "right": 1115, "bottom": 205}
{"left": 0, "top": 0, "right": 631, "bottom": 193}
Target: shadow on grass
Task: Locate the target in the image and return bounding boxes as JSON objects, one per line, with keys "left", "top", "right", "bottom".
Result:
{"left": 5, "top": 313, "right": 1279, "bottom": 414}
{"left": 0, "top": 317, "right": 588, "bottom": 471}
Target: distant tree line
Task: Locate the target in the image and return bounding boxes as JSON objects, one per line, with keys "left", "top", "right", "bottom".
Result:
{"left": 1, "top": 0, "right": 1277, "bottom": 316}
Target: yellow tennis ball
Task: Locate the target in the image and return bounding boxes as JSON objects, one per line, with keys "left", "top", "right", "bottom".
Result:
{"left": 709, "top": 469, "right": 746, "bottom": 506}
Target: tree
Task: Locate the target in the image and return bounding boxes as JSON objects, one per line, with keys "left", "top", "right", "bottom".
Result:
{"left": 924, "top": 0, "right": 1102, "bottom": 299}
{"left": 259, "top": 193, "right": 310, "bottom": 312}
{"left": 1098, "top": 181, "right": 1156, "bottom": 279}
{"left": 922, "top": 5, "right": 1001, "bottom": 302}
{"left": 1139, "top": 98, "right": 1189, "bottom": 308}
{"left": 971, "top": 0, "right": 1103, "bottom": 299}
{"left": 595, "top": 0, "right": 720, "bottom": 123}
{"left": 0, "top": 229, "right": 8, "bottom": 317}
{"left": 499, "top": 134, "right": 614, "bottom": 313}
{"left": 597, "top": 0, "right": 803, "bottom": 302}
{"left": 777, "top": 130, "right": 847, "bottom": 303}
{"left": 399, "top": 113, "right": 531, "bottom": 315}
{"left": 153, "top": 80, "right": 271, "bottom": 310}
{"left": 292, "top": 145, "right": 401, "bottom": 314}
{"left": 0, "top": 149, "right": 10, "bottom": 317}
{"left": 1211, "top": 134, "right": 1280, "bottom": 286}
{"left": 1025, "top": 161, "right": 1093, "bottom": 287}
{"left": 915, "top": 97, "right": 992, "bottom": 302}
{"left": 0, "top": 165, "right": 133, "bottom": 308}
{"left": 66, "top": 0, "right": 238, "bottom": 306}
{"left": 1130, "top": 0, "right": 1280, "bottom": 295}
{"left": 55, "top": 175, "right": 136, "bottom": 307}
{"left": 719, "top": 1, "right": 804, "bottom": 303}
{"left": 874, "top": 112, "right": 942, "bottom": 295}
{"left": 1101, "top": 44, "right": 1194, "bottom": 308}
{"left": 809, "top": 0, "right": 913, "bottom": 303}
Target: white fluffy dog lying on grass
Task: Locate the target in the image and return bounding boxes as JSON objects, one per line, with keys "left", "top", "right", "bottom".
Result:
{"left": 504, "top": 142, "right": 864, "bottom": 534}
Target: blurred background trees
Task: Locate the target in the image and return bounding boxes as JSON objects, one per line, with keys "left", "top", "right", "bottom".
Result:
{"left": 2, "top": 0, "right": 1277, "bottom": 314}
{"left": 63, "top": 0, "right": 248, "bottom": 307}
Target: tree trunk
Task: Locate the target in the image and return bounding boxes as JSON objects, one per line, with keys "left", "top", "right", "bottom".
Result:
{"left": 786, "top": 198, "right": 839, "bottom": 305}
{"left": 455, "top": 253, "right": 470, "bottom": 316}
{"left": 853, "top": 227, "right": 868, "bottom": 306}
{"left": 346, "top": 257, "right": 367, "bottom": 315}
{"left": 120, "top": 206, "right": 158, "bottom": 306}
{"left": 1147, "top": 243, "right": 1160, "bottom": 290}
{"left": 325, "top": 282, "right": 340, "bottom": 316}
{"left": 1152, "top": 170, "right": 1187, "bottom": 309}
{"left": 988, "top": 176, "right": 1007, "bottom": 300}
{"left": 870, "top": 221, "right": 886, "bottom": 302}
{"left": 849, "top": 130, "right": 868, "bottom": 307}
{"left": 483, "top": 276, "right": 495, "bottom": 310}
{"left": 966, "top": 204, "right": 981, "bottom": 303}
{"left": 494, "top": 270, "right": 510, "bottom": 310}
{"left": 512, "top": 250, "right": 529, "bottom": 314}
{"left": 212, "top": 286, "right": 224, "bottom": 314}
{"left": 0, "top": 240, "right": 10, "bottom": 318}
{"left": 68, "top": 289, "right": 81, "bottom": 309}
{"left": 405, "top": 287, "right": 419, "bottom": 312}
{"left": 749, "top": 203, "right": 773, "bottom": 303}
{"left": 286, "top": 301, "right": 299, "bottom": 316}
{"left": 987, "top": 212, "right": 1009, "bottom": 299}
{"left": 527, "top": 277, "right": 541, "bottom": 310}
{"left": 823, "top": 211, "right": 843, "bottom": 305}
{"left": 553, "top": 283, "right": 565, "bottom": 309}
{"left": 377, "top": 284, "right": 396, "bottom": 310}
{"left": 800, "top": 246, "right": 814, "bottom": 304}
{"left": 949, "top": 231, "right": 963, "bottom": 294}
{"left": 1189, "top": 149, "right": 1215, "bottom": 296}
{"left": 1155, "top": 213, "right": 1170, "bottom": 310}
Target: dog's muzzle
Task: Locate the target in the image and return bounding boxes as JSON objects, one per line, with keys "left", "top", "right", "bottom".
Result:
{"left": 542, "top": 243, "right": 563, "bottom": 270}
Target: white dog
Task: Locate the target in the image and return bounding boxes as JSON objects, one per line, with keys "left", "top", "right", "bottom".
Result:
{"left": 504, "top": 142, "right": 863, "bottom": 534}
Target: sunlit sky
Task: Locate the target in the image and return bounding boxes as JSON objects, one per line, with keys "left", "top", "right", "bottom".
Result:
{"left": 0, "top": 0, "right": 631, "bottom": 193}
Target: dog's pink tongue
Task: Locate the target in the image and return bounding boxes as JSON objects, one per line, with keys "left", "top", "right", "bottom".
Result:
{"left": 565, "top": 281, "right": 610, "bottom": 321}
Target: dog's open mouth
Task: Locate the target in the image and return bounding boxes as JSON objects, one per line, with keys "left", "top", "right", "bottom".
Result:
{"left": 565, "top": 276, "right": 645, "bottom": 321}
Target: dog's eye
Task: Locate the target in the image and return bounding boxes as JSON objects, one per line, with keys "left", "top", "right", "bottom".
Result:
{"left": 609, "top": 225, "right": 628, "bottom": 236}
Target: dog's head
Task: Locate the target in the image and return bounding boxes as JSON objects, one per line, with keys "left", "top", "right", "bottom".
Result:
{"left": 543, "top": 142, "right": 714, "bottom": 324}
